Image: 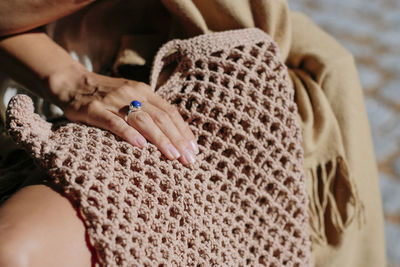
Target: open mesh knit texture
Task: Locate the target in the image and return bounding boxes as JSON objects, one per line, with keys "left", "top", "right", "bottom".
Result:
{"left": 6, "top": 28, "right": 310, "bottom": 266}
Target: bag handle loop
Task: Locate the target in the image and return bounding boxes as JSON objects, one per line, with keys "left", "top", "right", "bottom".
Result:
{"left": 149, "top": 40, "right": 183, "bottom": 91}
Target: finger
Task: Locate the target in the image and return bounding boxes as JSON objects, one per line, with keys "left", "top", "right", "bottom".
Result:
{"left": 127, "top": 109, "right": 190, "bottom": 163}
{"left": 148, "top": 94, "right": 199, "bottom": 154}
{"left": 82, "top": 101, "right": 147, "bottom": 148}
{"left": 142, "top": 103, "right": 196, "bottom": 165}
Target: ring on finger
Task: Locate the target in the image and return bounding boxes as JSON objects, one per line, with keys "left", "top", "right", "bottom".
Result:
{"left": 125, "top": 100, "right": 142, "bottom": 121}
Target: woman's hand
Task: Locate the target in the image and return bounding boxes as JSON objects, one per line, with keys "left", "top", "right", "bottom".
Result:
{"left": 1, "top": 29, "right": 198, "bottom": 164}
{"left": 49, "top": 69, "right": 199, "bottom": 165}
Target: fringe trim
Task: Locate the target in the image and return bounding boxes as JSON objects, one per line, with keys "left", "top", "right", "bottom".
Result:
{"left": 307, "top": 156, "right": 365, "bottom": 246}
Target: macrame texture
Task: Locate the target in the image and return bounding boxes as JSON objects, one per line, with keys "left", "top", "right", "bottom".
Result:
{"left": 6, "top": 28, "right": 310, "bottom": 266}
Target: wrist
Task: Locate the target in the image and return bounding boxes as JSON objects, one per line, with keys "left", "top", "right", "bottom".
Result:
{"left": 45, "top": 63, "right": 91, "bottom": 108}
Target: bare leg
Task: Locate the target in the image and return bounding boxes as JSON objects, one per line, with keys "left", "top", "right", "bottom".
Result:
{"left": 0, "top": 184, "right": 92, "bottom": 267}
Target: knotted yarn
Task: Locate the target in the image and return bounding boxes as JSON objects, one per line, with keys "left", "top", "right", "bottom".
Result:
{"left": 6, "top": 28, "right": 311, "bottom": 266}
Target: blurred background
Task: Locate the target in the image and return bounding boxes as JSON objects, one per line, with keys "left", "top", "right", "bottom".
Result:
{"left": 287, "top": 0, "right": 400, "bottom": 265}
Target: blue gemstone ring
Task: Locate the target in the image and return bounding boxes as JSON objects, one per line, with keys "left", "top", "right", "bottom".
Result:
{"left": 127, "top": 100, "right": 142, "bottom": 118}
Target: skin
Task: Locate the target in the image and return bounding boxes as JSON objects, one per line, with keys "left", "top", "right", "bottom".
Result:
{"left": 0, "top": 1, "right": 199, "bottom": 266}
{"left": 0, "top": 31, "right": 199, "bottom": 165}
{"left": 0, "top": 0, "right": 96, "bottom": 36}
{"left": 0, "top": 185, "right": 92, "bottom": 267}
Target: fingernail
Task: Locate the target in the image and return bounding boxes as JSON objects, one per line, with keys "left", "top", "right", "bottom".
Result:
{"left": 135, "top": 136, "right": 147, "bottom": 148}
{"left": 166, "top": 144, "right": 181, "bottom": 159}
{"left": 190, "top": 140, "right": 199, "bottom": 154}
{"left": 183, "top": 149, "right": 196, "bottom": 164}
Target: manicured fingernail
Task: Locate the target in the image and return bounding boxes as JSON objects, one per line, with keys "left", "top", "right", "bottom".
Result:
{"left": 135, "top": 136, "right": 147, "bottom": 148}
{"left": 166, "top": 144, "right": 180, "bottom": 159}
{"left": 183, "top": 149, "right": 196, "bottom": 164}
{"left": 190, "top": 140, "right": 199, "bottom": 154}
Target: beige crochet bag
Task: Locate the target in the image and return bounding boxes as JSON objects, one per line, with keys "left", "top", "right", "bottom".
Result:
{"left": 7, "top": 28, "right": 310, "bottom": 266}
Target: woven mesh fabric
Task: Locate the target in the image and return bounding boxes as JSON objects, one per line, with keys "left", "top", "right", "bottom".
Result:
{"left": 6, "top": 28, "right": 310, "bottom": 266}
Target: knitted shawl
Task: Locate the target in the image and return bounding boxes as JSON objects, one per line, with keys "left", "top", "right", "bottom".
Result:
{"left": 6, "top": 28, "right": 310, "bottom": 266}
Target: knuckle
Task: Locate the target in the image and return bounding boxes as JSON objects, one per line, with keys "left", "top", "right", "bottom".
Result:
{"left": 118, "top": 84, "right": 134, "bottom": 94}
{"left": 104, "top": 116, "right": 120, "bottom": 130}
{"left": 166, "top": 105, "right": 179, "bottom": 116}
{"left": 136, "top": 82, "right": 151, "bottom": 91}
{"left": 132, "top": 111, "right": 151, "bottom": 124}
{"left": 86, "top": 100, "right": 101, "bottom": 114}
{"left": 153, "top": 111, "right": 169, "bottom": 125}
{"left": 120, "top": 127, "right": 134, "bottom": 139}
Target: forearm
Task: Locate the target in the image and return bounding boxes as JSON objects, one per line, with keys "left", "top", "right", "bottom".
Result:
{"left": 0, "top": 30, "right": 88, "bottom": 107}
{"left": 0, "top": 0, "right": 94, "bottom": 36}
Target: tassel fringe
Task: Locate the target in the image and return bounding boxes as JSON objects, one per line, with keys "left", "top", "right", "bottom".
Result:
{"left": 307, "top": 156, "right": 365, "bottom": 246}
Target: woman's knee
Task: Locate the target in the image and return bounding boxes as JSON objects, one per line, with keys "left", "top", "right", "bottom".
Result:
{"left": 0, "top": 185, "right": 91, "bottom": 267}
{"left": 0, "top": 222, "right": 32, "bottom": 267}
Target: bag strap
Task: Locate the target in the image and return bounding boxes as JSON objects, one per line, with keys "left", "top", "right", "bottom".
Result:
{"left": 149, "top": 40, "right": 182, "bottom": 91}
{"left": 149, "top": 29, "right": 275, "bottom": 91}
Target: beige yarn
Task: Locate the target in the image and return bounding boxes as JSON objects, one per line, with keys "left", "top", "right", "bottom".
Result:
{"left": 6, "top": 28, "right": 310, "bottom": 266}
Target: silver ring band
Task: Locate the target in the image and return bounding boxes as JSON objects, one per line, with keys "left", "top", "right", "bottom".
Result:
{"left": 126, "top": 100, "right": 142, "bottom": 121}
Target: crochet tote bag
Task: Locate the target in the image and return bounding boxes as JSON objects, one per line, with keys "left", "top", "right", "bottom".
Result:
{"left": 7, "top": 28, "right": 310, "bottom": 266}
